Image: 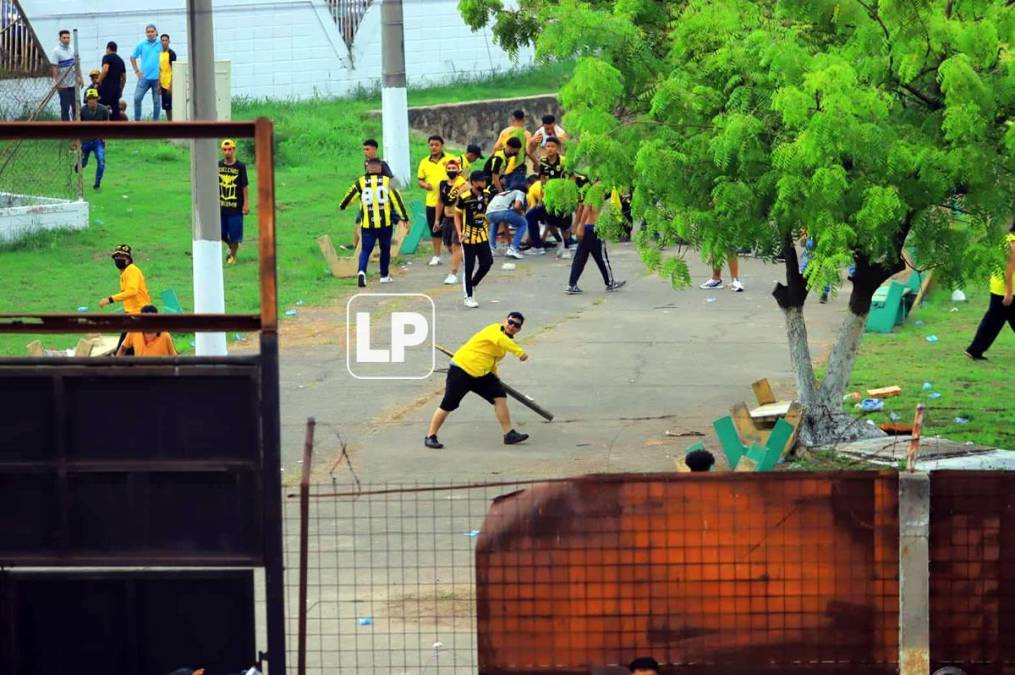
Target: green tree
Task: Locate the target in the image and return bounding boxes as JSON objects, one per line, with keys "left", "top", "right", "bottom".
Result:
{"left": 461, "top": 0, "right": 1015, "bottom": 445}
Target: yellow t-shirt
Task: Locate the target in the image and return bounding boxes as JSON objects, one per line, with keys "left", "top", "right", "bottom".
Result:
{"left": 125, "top": 331, "right": 177, "bottom": 357}
{"left": 416, "top": 153, "right": 454, "bottom": 207}
{"left": 112, "top": 263, "right": 152, "bottom": 315}
{"left": 527, "top": 181, "right": 543, "bottom": 209}
{"left": 159, "top": 50, "right": 173, "bottom": 89}
{"left": 496, "top": 126, "right": 532, "bottom": 151}
{"left": 451, "top": 323, "right": 526, "bottom": 377}
{"left": 989, "top": 233, "right": 1015, "bottom": 295}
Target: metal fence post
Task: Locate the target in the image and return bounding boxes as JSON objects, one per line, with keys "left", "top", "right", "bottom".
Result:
{"left": 899, "top": 471, "right": 931, "bottom": 675}
{"left": 298, "top": 417, "right": 315, "bottom": 675}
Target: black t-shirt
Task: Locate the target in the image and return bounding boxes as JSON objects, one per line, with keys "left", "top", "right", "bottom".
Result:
{"left": 80, "top": 103, "right": 110, "bottom": 142}
{"left": 539, "top": 155, "right": 567, "bottom": 180}
{"left": 455, "top": 185, "right": 495, "bottom": 245}
{"left": 98, "top": 53, "right": 126, "bottom": 100}
{"left": 218, "top": 160, "right": 250, "bottom": 214}
{"left": 363, "top": 158, "right": 394, "bottom": 179}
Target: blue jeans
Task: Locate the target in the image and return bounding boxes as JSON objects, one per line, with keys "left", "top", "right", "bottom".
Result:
{"left": 504, "top": 167, "right": 528, "bottom": 191}
{"left": 360, "top": 226, "right": 393, "bottom": 276}
{"left": 134, "top": 78, "right": 161, "bottom": 121}
{"left": 81, "top": 140, "right": 105, "bottom": 186}
{"left": 488, "top": 210, "right": 527, "bottom": 250}
{"left": 58, "top": 87, "right": 76, "bottom": 121}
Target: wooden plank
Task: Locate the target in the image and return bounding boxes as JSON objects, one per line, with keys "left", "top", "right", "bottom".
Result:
{"left": 734, "top": 455, "right": 758, "bottom": 472}
{"left": 752, "top": 378, "right": 776, "bottom": 405}
{"left": 749, "top": 401, "right": 793, "bottom": 419}
{"left": 317, "top": 234, "right": 360, "bottom": 278}
{"left": 866, "top": 385, "right": 902, "bottom": 399}
{"left": 730, "top": 401, "right": 766, "bottom": 445}
{"left": 911, "top": 269, "right": 934, "bottom": 311}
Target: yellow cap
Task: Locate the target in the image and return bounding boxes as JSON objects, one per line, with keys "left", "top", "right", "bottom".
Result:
{"left": 85, "top": 88, "right": 99, "bottom": 99}
{"left": 221, "top": 139, "right": 236, "bottom": 149}
{"left": 89, "top": 68, "right": 100, "bottom": 76}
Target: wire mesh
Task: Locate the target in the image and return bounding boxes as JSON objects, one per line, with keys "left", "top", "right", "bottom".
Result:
{"left": 286, "top": 473, "right": 902, "bottom": 675}
{"left": 929, "top": 471, "right": 1015, "bottom": 674}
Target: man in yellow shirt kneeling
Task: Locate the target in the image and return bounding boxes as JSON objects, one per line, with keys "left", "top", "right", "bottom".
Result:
{"left": 425, "top": 312, "right": 530, "bottom": 448}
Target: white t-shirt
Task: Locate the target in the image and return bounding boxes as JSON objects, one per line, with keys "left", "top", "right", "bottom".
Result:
{"left": 487, "top": 190, "right": 526, "bottom": 213}
{"left": 532, "top": 125, "right": 566, "bottom": 147}
{"left": 51, "top": 43, "right": 76, "bottom": 84}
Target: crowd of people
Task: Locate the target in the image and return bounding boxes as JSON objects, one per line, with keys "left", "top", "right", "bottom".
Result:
{"left": 342, "top": 108, "right": 635, "bottom": 307}
{"left": 51, "top": 25, "right": 178, "bottom": 190}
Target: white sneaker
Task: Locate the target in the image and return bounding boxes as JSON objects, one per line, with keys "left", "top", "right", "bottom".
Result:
{"left": 464, "top": 297, "right": 479, "bottom": 308}
{"left": 558, "top": 249, "right": 572, "bottom": 259}
{"left": 428, "top": 256, "right": 441, "bottom": 266}
{"left": 379, "top": 276, "right": 393, "bottom": 284}
{"left": 526, "top": 247, "right": 546, "bottom": 256}
{"left": 700, "top": 278, "right": 723, "bottom": 289}
{"left": 505, "top": 247, "right": 524, "bottom": 260}
{"left": 443, "top": 273, "right": 458, "bottom": 285}
{"left": 730, "top": 278, "right": 744, "bottom": 292}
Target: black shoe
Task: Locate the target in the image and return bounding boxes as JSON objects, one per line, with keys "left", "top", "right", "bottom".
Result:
{"left": 503, "top": 429, "right": 529, "bottom": 445}
{"left": 819, "top": 292, "right": 828, "bottom": 304}
{"left": 424, "top": 435, "right": 444, "bottom": 449}
{"left": 565, "top": 285, "right": 583, "bottom": 295}
{"left": 92, "top": 183, "right": 100, "bottom": 190}
{"left": 606, "top": 280, "right": 626, "bottom": 292}
{"left": 357, "top": 271, "right": 366, "bottom": 288}
{"left": 964, "top": 350, "right": 988, "bottom": 361}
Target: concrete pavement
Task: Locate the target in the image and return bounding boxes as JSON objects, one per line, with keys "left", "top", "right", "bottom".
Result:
{"left": 274, "top": 243, "right": 845, "bottom": 484}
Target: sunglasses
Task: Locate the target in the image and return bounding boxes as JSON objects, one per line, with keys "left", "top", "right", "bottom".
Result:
{"left": 507, "top": 320, "right": 523, "bottom": 328}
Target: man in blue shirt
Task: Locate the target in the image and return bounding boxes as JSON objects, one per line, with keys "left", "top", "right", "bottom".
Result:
{"left": 130, "top": 24, "right": 162, "bottom": 121}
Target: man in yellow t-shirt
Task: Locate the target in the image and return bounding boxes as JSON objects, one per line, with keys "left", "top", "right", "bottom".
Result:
{"left": 98, "top": 243, "right": 153, "bottom": 356}
{"left": 966, "top": 228, "right": 1015, "bottom": 360}
{"left": 158, "top": 34, "right": 177, "bottom": 120}
{"left": 116, "top": 304, "right": 178, "bottom": 357}
{"left": 424, "top": 313, "right": 531, "bottom": 448}
{"left": 416, "top": 134, "right": 455, "bottom": 266}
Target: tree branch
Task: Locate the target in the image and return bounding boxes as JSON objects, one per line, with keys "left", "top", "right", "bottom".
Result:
{"left": 899, "top": 83, "right": 943, "bottom": 110}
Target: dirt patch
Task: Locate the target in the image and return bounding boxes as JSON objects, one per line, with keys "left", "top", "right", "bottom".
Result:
{"left": 380, "top": 585, "right": 476, "bottom": 628}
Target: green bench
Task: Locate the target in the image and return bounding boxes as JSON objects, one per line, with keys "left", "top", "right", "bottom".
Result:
{"left": 865, "top": 269, "right": 923, "bottom": 334}
{"left": 708, "top": 416, "right": 795, "bottom": 472}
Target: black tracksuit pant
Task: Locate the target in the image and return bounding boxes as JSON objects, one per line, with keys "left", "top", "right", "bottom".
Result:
{"left": 568, "top": 224, "right": 614, "bottom": 288}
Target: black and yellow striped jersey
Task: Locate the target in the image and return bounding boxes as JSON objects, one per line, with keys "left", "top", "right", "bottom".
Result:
{"left": 339, "top": 174, "right": 409, "bottom": 229}
{"left": 538, "top": 154, "right": 567, "bottom": 180}
{"left": 455, "top": 185, "right": 495, "bottom": 245}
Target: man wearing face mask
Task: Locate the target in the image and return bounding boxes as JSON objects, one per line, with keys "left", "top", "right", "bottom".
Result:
{"left": 98, "top": 244, "right": 152, "bottom": 353}
{"left": 435, "top": 158, "right": 467, "bottom": 285}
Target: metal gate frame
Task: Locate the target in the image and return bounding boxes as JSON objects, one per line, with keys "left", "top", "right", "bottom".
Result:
{"left": 0, "top": 119, "right": 285, "bottom": 674}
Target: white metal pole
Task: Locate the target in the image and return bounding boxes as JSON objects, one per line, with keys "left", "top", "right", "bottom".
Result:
{"left": 187, "top": 0, "right": 227, "bottom": 355}
{"left": 381, "top": 0, "right": 411, "bottom": 187}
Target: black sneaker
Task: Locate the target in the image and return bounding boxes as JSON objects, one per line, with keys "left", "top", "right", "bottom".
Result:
{"left": 565, "top": 285, "right": 583, "bottom": 295}
{"left": 357, "top": 271, "right": 366, "bottom": 288}
{"left": 819, "top": 292, "right": 828, "bottom": 304}
{"left": 503, "top": 429, "right": 529, "bottom": 445}
{"left": 606, "top": 280, "right": 626, "bottom": 292}
{"left": 92, "top": 183, "right": 101, "bottom": 190}
{"left": 424, "top": 435, "right": 444, "bottom": 449}
{"left": 964, "top": 350, "right": 988, "bottom": 361}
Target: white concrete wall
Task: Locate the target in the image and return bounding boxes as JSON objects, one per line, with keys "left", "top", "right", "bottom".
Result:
{"left": 0, "top": 194, "right": 89, "bottom": 244}
{"left": 20, "top": 0, "right": 534, "bottom": 101}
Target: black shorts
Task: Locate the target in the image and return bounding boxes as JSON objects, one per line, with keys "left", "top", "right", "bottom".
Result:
{"left": 161, "top": 88, "right": 172, "bottom": 110}
{"left": 439, "top": 365, "right": 506, "bottom": 412}
{"left": 426, "top": 206, "right": 439, "bottom": 234}
{"left": 441, "top": 217, "right": 460, "bottom": 247}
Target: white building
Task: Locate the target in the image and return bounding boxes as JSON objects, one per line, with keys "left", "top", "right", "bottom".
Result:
{"left": 20, "top": 0, "right": 534, "bottom": 101}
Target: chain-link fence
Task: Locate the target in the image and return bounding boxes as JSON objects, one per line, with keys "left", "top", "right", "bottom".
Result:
{"left": 1, "top": 0, "right": 82, "bottom": 206}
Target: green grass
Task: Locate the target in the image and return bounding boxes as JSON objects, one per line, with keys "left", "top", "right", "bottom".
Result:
{"left": 843, "top": 286, "right": 1015, "bottom": 449}
{"left": 0, "top": 62, "right": 571, "bottom": 355}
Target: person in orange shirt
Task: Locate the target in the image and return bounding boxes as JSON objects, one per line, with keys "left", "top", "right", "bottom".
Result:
{"left": 98, "top": 243, "right": 152, "bottom": 354}
{"left": 116, "top": 304, "right": 178, "bottom": 357}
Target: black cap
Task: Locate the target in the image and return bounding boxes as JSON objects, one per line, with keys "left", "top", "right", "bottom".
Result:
{"left": 467, "top": 143, "right": 484, "bottom": 158}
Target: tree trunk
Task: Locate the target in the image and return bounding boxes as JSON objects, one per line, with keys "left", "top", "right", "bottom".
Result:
{"left": 774, "top": 238, "right": 913, "bottom": 447}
